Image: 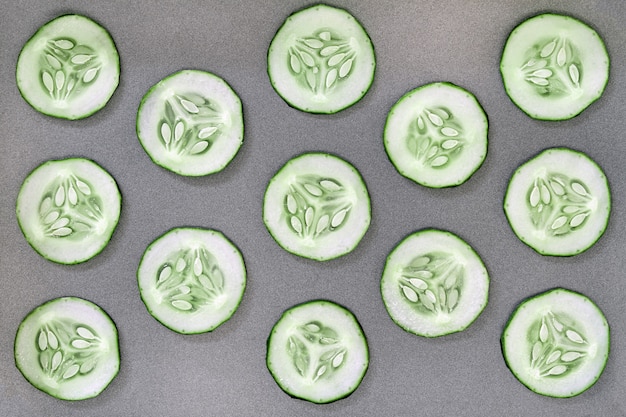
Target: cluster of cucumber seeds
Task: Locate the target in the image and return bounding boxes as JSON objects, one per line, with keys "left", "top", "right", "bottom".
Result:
{"left": 13, "top": 4, "right": 612, "bottom": 404}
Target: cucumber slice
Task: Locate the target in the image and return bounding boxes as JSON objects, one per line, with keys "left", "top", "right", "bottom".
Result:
{"left": 266, "top": 300, "right": 369, "bottom": 404}
{"left": 503, "top": 147, "right": 610, "bottom": 256}
{"left": 14, "top": 297, "right": 120, "bottom": 400}
{"left": 136, "top": 69, "right": 244, "bottom": 176}
{"left": 16, "top": 14, "right": 120, "bottom": 120}
{"left": 267, "top": 4, "right": 376, "bottom": 113}
{"left": 263, "top": 152, "right": 371, "bottom": 261}
{"left": 381, "top": 229, "right": 489, "bottom": 337}
{"left": 384, "top": 82, "right": 488, "bottom": 188}
{"left": 500, "top": 13, "right": 609, "bottom": 120}
{"left": 16, "top": 158, "right": 122, "bottom": 264}
{"left": 137, "top": 227, "right": 246, "bottom": 334}
{"left": 501, "top": 288, "right": 609, "bottom": 398}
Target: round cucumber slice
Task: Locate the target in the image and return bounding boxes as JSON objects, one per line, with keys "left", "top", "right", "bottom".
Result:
{"left": 14, "top": 297, "right": 120, "bottom": 400}
{"left": 16, "top": 158, "right": 122, "bottom": 264}
{"left": 266, "top": 300, "right": 369, "bottom": 404}
{"left": 500, "top": 13, "right": 609, "bottom": 120}
{"left": 504, "top": 147, "right": 610, "bottom": 256}
{"left": 137, "top": 227, "right": 246, "bottom": 334}
{"left": 501, "top": 288, "right": 609, "bottom": 398}
{"left": 267, "top": 4, "right": 376, "bottom": 113}
{"left": 381, "top": 229, "right": 489, "bottom": 337}
{"left": 263, "top": 152, "right": 371, "bottom": 261}
{"left": 136, "top": 69, "right": 244, "bottom": 176}
{"left": 384, "top": 82, "right": 488, "bottom": 188}
{"left": 16, "top": 14, "right": 120, "bottom": 120}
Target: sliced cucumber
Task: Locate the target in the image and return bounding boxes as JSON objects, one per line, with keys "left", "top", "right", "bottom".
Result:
{"left": 16, "top": 14, "right": 120, "bottom": 120}
{"left": 500, "top": 13, "right": 609, "bottom": 120}
{"left": 384, "top": 82, "right": 488, "bottom": 188}
{"left": 263, "top": 152, "right": 371, "bottom": 261}
{"left": 501, "top": 288, "right": 609, "bottom": 398}
{"left": 266, "top": 300, "right": 369, "bottom": 404}
{"left": 14, "top": 297, "right": 120, "bottom": 400}
{"left": 16, "top": 158, "right": 121, "bottom": 264}
{"left": 267, "top": 4, "right": 376, "bottom": 113}
{"left": 136, "top": 69, "right": 244, "bottom": 176}
{"left": 137, "top": 227, "right": 246, "bottom": 334}
{"left": 504, "top": 147, "right": 610, "bottom": 256}
{"left": 381, "top": 229, "right": 489, "bottom": 337}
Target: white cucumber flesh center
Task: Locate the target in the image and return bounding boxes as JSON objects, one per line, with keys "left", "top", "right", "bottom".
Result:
{"left": 33, "top": 319, "right": 106, "bottom": 382}
{"left": 519, "top": 37, "right": 583, "bottom": 99}
{"left": 525, "top": 172, "right": 595, "bottom": 238}
{"left": 38, "top": 174, "right": 106, "bottom": 239}
{"left": 286, "top": 320, "right": 349, "bottom": 383}
{"left": 157, "top": 92, "right": 227, "bottom": 159}
{"left": 287, "top": 30, "right": 359, "bottom": 100}
{"left": 505, "top": 148, "right": 609, "bottom": 256}
{"left": 284, "top": 175, "right": 353, "bottom": 241}
{"left": 397, "top": 251, "right": 464, "bottom": 316}
{"left": 38, "top": 38, "right": 104, "bottom": 104}
{"left": 526, "top": 311, "right": 590, "bottom": 380}
{"left": 15, "top": 297, "right": 119, "bottom": 400}
{"left": 154, "top": 246, "right": 227, "bottom": 313}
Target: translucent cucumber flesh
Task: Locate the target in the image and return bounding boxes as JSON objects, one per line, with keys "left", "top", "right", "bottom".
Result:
{"left": 384, "top": 82, "right": 488, "bottom": 188}
{"left": 16, "top": 14, "right": 120, "bottom": 119}
{"left": 500, "top": 13, "right": 609, "bottom": 120}
{"left": 263, "top": 153, "right": 371, "bottom": 261}
{"left": 267, "top": 4, "right": 375, "bottom": 113}
{"left": 504, "top": 147, "right": 610, "bottom": 256}
{"left": 501, "top": 288, "right": 609, "bottom": 397}
{"left": 14, "top": 297, "right": 120, "bottom": 400}
{"left": 136, "top": 70, "right": 244, "bottom": 176}
{"left": 266, "top": 300, "right": 368, "bottom": 403}
{"left": 381, "top": 229, "right": 489, "bottom": 337}
{"left": 137, "top": 228, "right": 246, "bottom": 334}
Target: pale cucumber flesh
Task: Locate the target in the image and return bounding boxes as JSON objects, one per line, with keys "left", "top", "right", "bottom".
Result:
{"left": 137, "top": 227, "right": 246, "bottom": 334}
{"left": 263, "top": 152, "right": 371, "bottom": 261}
{"left": 504, "top": 147, "right": 610, "bottom": 256}
{"left": 14, "top": 297, "right": 120, "bottom": 400}
{"left": 266, "top": 300, "right": 369, "bottom": 403}
{"left": 381, "top": 229, "right": 489, "bottom": 337}
{"left": 384, "top": 82, "right": 488, "bottom": 188}
{"left": 16, "top": 158, "right": 121, "bottom": 264}
{"left": 267, "top": 4, "right": 375, "bottom": 113}
{"left": 16, "top": 14, "right": 120, "bottom": 120}
{"left": 501, "top": 288, "right": 609, "bottom": 397}
{"left": 500, "top": 13, "right": 609, "bottom": 120}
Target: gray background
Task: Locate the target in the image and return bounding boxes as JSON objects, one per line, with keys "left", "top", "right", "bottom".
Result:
{"left": 1, "top": 1, "right": 625, "bottom": 416}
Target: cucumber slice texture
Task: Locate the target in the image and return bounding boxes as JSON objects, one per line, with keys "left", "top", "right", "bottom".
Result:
{"left": 14, "top": 297, "right": 120, "bottom": 401}
{"left": 16, "top": 158, "right": 122, "bottom": 264}
{"left": 381, "top": 229, "right": 489, "bottom": 337}
{"left": 267, "top": 4, "right": 376, "bottom": 113}
{"left": 137, "top": 228, "right": 246, "bottom": 334}
{"left": 384, "top": 82, "right": 488, "bottom": 188}
{"left": 501, "top": 288, "right": 609, "bottom": 398}
{"left": 263, "top": 153, "right": 371, "bottom": 261}
{"left": 266, "top": 300, "right": 369, "bottom": 404}
{"left": 136, "top": 70, "right": 244, "bottom": 176}
{"left": 504, "top": 147, "right": 610, "bottom": 256}
{"left": 16, "top": 14, "right": 120, "bottom": 120}
{"left": 500, "top": 13, "right": 609, "bottom": 120}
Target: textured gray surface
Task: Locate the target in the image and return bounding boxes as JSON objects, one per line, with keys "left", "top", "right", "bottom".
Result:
{"left": 1, "top": 1, "right": 625, "bottom": 416}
